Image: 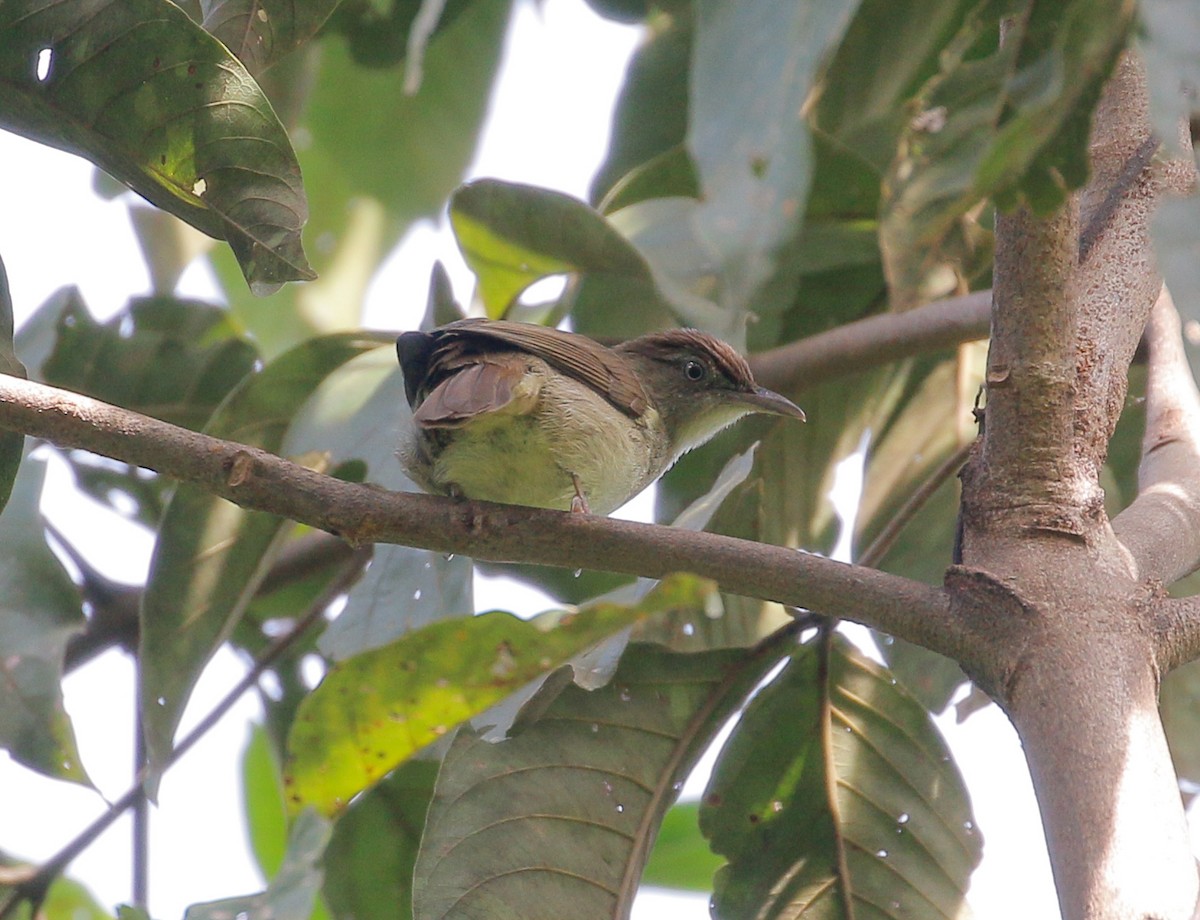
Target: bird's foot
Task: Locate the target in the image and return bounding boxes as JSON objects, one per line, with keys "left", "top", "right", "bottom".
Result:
{"left": 569, "top": 473, "right": 591, "bottom": 515}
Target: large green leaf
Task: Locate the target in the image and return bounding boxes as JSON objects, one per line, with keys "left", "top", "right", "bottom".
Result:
{"left": 412, "top": 638, "right": 790, "bottom": 919}
{"left": 0, "top": 458, "right": 89, "bottom": 785}
{"left": 284, "top": 575, "right": 711, "bottom": 816}
{"left": 22, "top": 292, "right": 258, "bottom": 526}
{"left": 0, "top": 253, "right": 25, "bottom": 515}
{"left": 140, "top": 332, "right": 392, "bottom": 780}
{"left": 0, "top": 0, "right": 314, "bottom": 292}
{"left": 880, "top": 0, "right": 1130, "bottom": 308}
{"left": 702, "top": 638, "right": 980, "bottom": 919}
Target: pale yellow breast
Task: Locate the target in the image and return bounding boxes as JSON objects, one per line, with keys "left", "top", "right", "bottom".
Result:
{"left": 401, "top": 360, "right": 669, "bottom": 514}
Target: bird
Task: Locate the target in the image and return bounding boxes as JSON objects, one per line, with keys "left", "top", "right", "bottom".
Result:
{"left": 395, "top": 318, "right": 805, "bottom": 515}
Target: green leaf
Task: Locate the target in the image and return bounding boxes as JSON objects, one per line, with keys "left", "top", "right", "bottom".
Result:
{"left": 0, "top": 0, "right": 314, "bottom": 292}
{"left": 284, "top": 575, "right": 713, "bottom": 816}
{"left": 140, "top": 332, "right": 393, "bottom": 781}
{"left": 184, "top": 810, "right": 332, "bottom": 920}
{"left": 450, "top": 179, "right": 658, "bottom": 319}
{"left": 197, "top": 1, "right": 341, "bottom": 76}
{"left": 880, "top": 0, "right": 1130, "bottom": 308}
{"left": 702, "top": 638, "right": 980, "bottom": 919}
{"left": 412, "top": 638, "right": 789, "bottom": 919}
{"left": 642, "top": 802, "right": 725, "bottom": 892}
{"left": 0, "top": 458, "right": 89, "bottom": 785}
{"left": 0, "top": 254, "right": 25, "bottom": 515}
{"left": 323, "top": 759, "right": 440, "bottom": 920}
{"left": 687, "top": 0, "right": 860, "bottom": 320}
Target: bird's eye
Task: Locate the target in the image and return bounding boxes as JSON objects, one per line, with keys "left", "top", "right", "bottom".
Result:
{"left": 684, "top": 360, "right": 706, "bottom": 381}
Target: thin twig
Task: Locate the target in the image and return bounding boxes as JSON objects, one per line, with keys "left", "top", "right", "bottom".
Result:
{"left": 858, "top": 440, "right": 976, "bottom": 569}
{"left": 749, "top": 290, "right": 992, "bottom": 396}
{"left": 0, "top": 545, "right": 370, "bottom": 919}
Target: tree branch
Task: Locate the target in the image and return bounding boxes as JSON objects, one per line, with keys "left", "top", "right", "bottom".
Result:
{"left": 1073, "top": 55, "right": 1167, "bottom": 473}
{"left": 1155, "top": 593, "right": 1200, "bottom": 675}
{"left": 973, "top": 194, "right": 1085, "bottom": 523}
{"left": 0, "top": 374, "right": 969, "bottom": 661}
{"left": 1113, "top": 287, "right": 1200, "bottom": 587}
{"left": 748, "top": 289, "right": 992, "bottom": 395}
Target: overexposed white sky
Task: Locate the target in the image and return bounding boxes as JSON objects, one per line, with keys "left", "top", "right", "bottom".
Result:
{"left": 0, "top": 1, "right": 1102, "bottom": 917}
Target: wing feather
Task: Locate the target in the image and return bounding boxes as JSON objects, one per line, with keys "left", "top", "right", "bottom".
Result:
{"left": 412, "top": 359, "right": 527, "bottom": 428}
{"left": 431, "top": 319, "right": 649, "bottom": 418}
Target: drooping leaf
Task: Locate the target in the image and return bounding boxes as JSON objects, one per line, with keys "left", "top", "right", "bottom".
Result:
{"left": 184, "top": 810, "right": 331, "bottom": 920}
{"left": 197, "top": 0, "right": 341, "bottom": 76}
{"left": 323, "top": 759, "right": 440, "bottom": 920}
{"left": 449, "top": 178, "right": 660, "bottom": 319}
{"left": 284, "top": 575, "right": 714, "bottom": 816}
{"left": 413, "top": 637, "right": 791, "bottom": 919}
{"left": 0, "top": 0, "right": 314, "bottom": 292}
{"left": 0, "top": 458, "right": 89, "bottom": 786}
{"left": 140, "top": 332, "right": 393, "bottom": 780}
{"left": 0, "top": 253, "right": 26, "bottom": 515}
{"left": 702, "top": 638, "right": 980, "bottom": 919}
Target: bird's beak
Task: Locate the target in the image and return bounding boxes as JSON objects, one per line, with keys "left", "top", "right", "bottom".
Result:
{"left": 741, "top": 387, "right": 806, "bottom": 422}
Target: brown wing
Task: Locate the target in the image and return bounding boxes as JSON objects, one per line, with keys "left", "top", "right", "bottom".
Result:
{"left": 412, "top": 356, "right": 528, "bottom": 428}
{"left": 431, "top": 319, "right": 649, "bottom": 418}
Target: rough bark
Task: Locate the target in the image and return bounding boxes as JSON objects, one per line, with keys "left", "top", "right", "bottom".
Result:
{"left": 957, "top": 54, "right": 1200, "bottom": 920}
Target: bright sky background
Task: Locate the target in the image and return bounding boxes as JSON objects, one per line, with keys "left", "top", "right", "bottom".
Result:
{"left": 4, "top": 0, "right": 1171, "bottom": 916}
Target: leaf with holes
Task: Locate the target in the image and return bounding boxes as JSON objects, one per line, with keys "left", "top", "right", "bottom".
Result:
{"left": 412, "top": 637, "right": 791, "bottom": 919}
{"left": 0, "top": 0, "right": 313, "bottom": 292}
{"left": 285, "top": 575, "right": 716, "bottom": 817}
{"left": 197, "top": 0, "right": 341, "bottom": 76}
{"left": 702, "top": 637, "right": 980, "bottom": 919}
